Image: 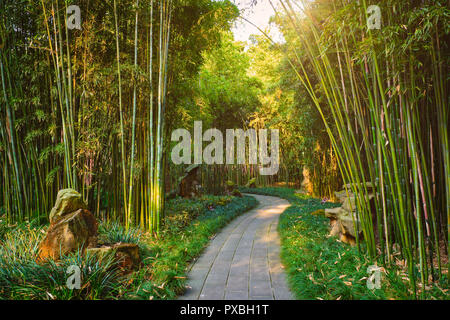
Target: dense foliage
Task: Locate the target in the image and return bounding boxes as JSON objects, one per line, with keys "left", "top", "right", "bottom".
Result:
{"left": 261, "top": 0, "right": 448, "bottom": 297}
{"left": 0, "top": 0, "right": 239, "bottom": 231}
{"left": 0, "top": 0, "right": 448, "bottom": 300}
{"left": 243, "top": 187, "right": 448, "bottom": 299}
{"left": 0, "top": 194, "right": 257, "bottom": 299}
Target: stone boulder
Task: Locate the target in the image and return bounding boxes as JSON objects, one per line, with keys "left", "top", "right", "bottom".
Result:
{"left": 49, "top": 189, "right": 87, "bottom": 223}
{"left": 329, "top": 219, "right": 341, "bottom": 237}
{"left": 37, "top": 189, "right": 142, "bottom": 274}
{"left": 325, "top": 206, "right": 361, "bottom": 245}
{"left": 324, "top": 207, "right": 344, "bottom": 220}
{"left": 325, "top": 183, "right": 376, "bottom": 245}
{"left": 38, "top": 209, "right": 98, "bottom": 261}
{"left": 87, "top": 243, "right": 141, "bottom": 272}
{"left": 225, "top": 180, "right": 242, "bottom": 197}
{"left": 337, "top": 210, "right": 361, "bottom": 238}
{"left": 178, "top": 164, "right": 202, "bottom": 198}
{"left": 342, "top": 194, "right": 375, "bottom": 212}
{"left": 342, "top": 196, "right": 357, "bottom": 211}
{"left": 334, "top": 190, "right": 351, "bottom": 203}
{"left": 245, "top": 177, "right": 257, "bottom": 188}
{"left": 301, "top": 166, "right": 313, "bottom": 194}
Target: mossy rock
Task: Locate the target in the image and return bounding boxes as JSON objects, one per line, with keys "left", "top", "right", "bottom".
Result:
{"left": 245, "top": 177, "right": 257, "bottom": 188}
{"left": 232, "top": 189, "right": 243, "bottom": 197}
{"left": 49, "top": 189, "right": 88, "bottom": 223}
{"left": 38, "top": 209, "right": 97, "bottom": 261}
{"left": 337, "top": 210, "right": 361, "bottom": 238}
{"left": 342, "top": 196, "right": 356, "bottom": 211}
{"left": 334, "top": 190, "right": 352, "bottom": 203}
{"left": 226, "top": 180, "right": 235, "bottom": 187}
{"left": 342, "top": 194, "right": 375, "bottom": 211}
{"left": 87, "top": 243, "right": 140, "bottom": 272}
{"left": 325, "top": 207, "right": 344, "bottom": 219}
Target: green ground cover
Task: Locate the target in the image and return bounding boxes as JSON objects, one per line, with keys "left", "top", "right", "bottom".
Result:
{"left": 0, "top": 195, "right": 258, "bottom": 300}
{"left": 241, "top": 187, "right": 448, "bottom": 300}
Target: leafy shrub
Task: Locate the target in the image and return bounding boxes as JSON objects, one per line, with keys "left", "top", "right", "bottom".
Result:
{"left": 0, "top": 223, "right": 123, "bottom": 300}
{"left": 98, "top": 221, "right": 142, "bottom": 245}
{"left": 0, "top": 195, "right": 258, "bottom": 300}
{"left": 0, "top": 218, "right": 8, "bottom": 241}
{"left": 164, "top": 195, "right": 233, "bottom": 230}
{"left": 129, "top": 195, "right": 258, "bottom": 300}
{"left": 0, "top": 250, "right": 123, "bottom": 299}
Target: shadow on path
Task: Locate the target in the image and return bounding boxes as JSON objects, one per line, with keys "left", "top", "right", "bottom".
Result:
{"left": 179, "top": 193, "right": 294, "bottom": 300}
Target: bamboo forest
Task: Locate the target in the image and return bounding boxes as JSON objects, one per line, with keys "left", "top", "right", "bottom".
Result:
{"left": 0, "top": 0, "right": 448, "bottom": 304}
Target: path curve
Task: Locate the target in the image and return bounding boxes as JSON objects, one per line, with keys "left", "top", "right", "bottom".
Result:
{"left": 180, "top": 194, "right": 294, "bottom": 300}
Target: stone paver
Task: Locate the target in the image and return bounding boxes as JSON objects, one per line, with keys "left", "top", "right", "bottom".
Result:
{"left": 180, "top": 194, "right": 294, "bottom": 300}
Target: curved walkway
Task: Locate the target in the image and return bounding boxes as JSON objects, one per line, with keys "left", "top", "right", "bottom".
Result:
{"left": 180, "top": 193, "right": 294, "bottom": 300}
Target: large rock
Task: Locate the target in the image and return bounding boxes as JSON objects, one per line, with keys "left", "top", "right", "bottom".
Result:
{"left": 225, "top": 180, "right": 242, "bottom": 197}
{"left": 337, "top": 210, "right": 361, "bottom": 238}
{"left": 327, "top": 184, "right": 376, "bottom": 246}
{"left": 329, "top": 220, "right": 341, "bottom": 237}
{"left": 325, "top": 207, "right": 361, "bottom": 243}
{"left": 334, "top": 190, "right": 352, "bottom": 203}
{"left": 342, "top": 193, "right": 375, "bottom": 211}
{"left": 38, "top": 209, "right": 98, "bottom": 261}
{"left": 37, "top": 189, "right": 142, "bottom": 274}
{"left": 301, "top": 166, "right": 313, "bottom": 194}
{"left": 177, "top": 164, "right": 201, "bottom": 198}
{"left": 87, "top": 243, "right": 140, "bottom": 271}
{"left": 245, "top": 177, "right": 257, "bottom": 188}
{"left": 49, "top": 189, "right": 87, "bottom": 223}
{"left": 325, "top": 207, "right": 345, "bottom": 219}
{"left": 342, "top": 196, "right": 357, "bottom": 211}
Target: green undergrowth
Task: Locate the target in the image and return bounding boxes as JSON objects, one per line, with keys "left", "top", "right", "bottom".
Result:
{"left": 0, "top": 195, "right": 258, "bottom": 300}
{"left": 0, "top": 221, "right": 124, "bottom": 299}
{"left": 241, "top": 187, "right": 448, "bottom": 300}
{"left": 126, "top": 195, "right": 258, "bottom": 300}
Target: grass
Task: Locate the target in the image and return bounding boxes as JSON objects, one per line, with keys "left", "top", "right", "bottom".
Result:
{"left": 0, "top": 194, "right": 258, "bottom": 300}
{"left": 125, "top": 194, "right": 258, "bottom": 299}
{"left": 0, "top": 222, "right": 123, "bottom": 299}
{"left": 241, "top": 187, "right": 448, "bottom": 300}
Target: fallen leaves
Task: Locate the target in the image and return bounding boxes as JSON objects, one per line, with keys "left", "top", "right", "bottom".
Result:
{"left": 46, "top": 292, "right": 55, "bottom": 300}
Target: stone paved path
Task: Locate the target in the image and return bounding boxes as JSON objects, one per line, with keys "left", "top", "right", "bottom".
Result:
{"left": 180, "top": 194, "right": 294, "bottom": 300}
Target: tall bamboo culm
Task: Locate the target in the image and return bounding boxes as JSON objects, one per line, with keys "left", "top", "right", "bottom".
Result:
{"left": 271, "top": 0, "right": 448, "bottom": 297}
{"left": 112, "top": 0, "right": 172, "bottom": 234}
{"left": 0, "top": 0, "right": 173, "bottom": 237}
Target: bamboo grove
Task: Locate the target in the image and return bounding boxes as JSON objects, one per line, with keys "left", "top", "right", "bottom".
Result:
{"left": 0, "top": 0, "right": 174, "bottom": 234}
{"left": 0, "top": 0, "right": 448, "bottom": 298}
{"left": 270, "top": 0, "right": 449, "bottom": 295}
